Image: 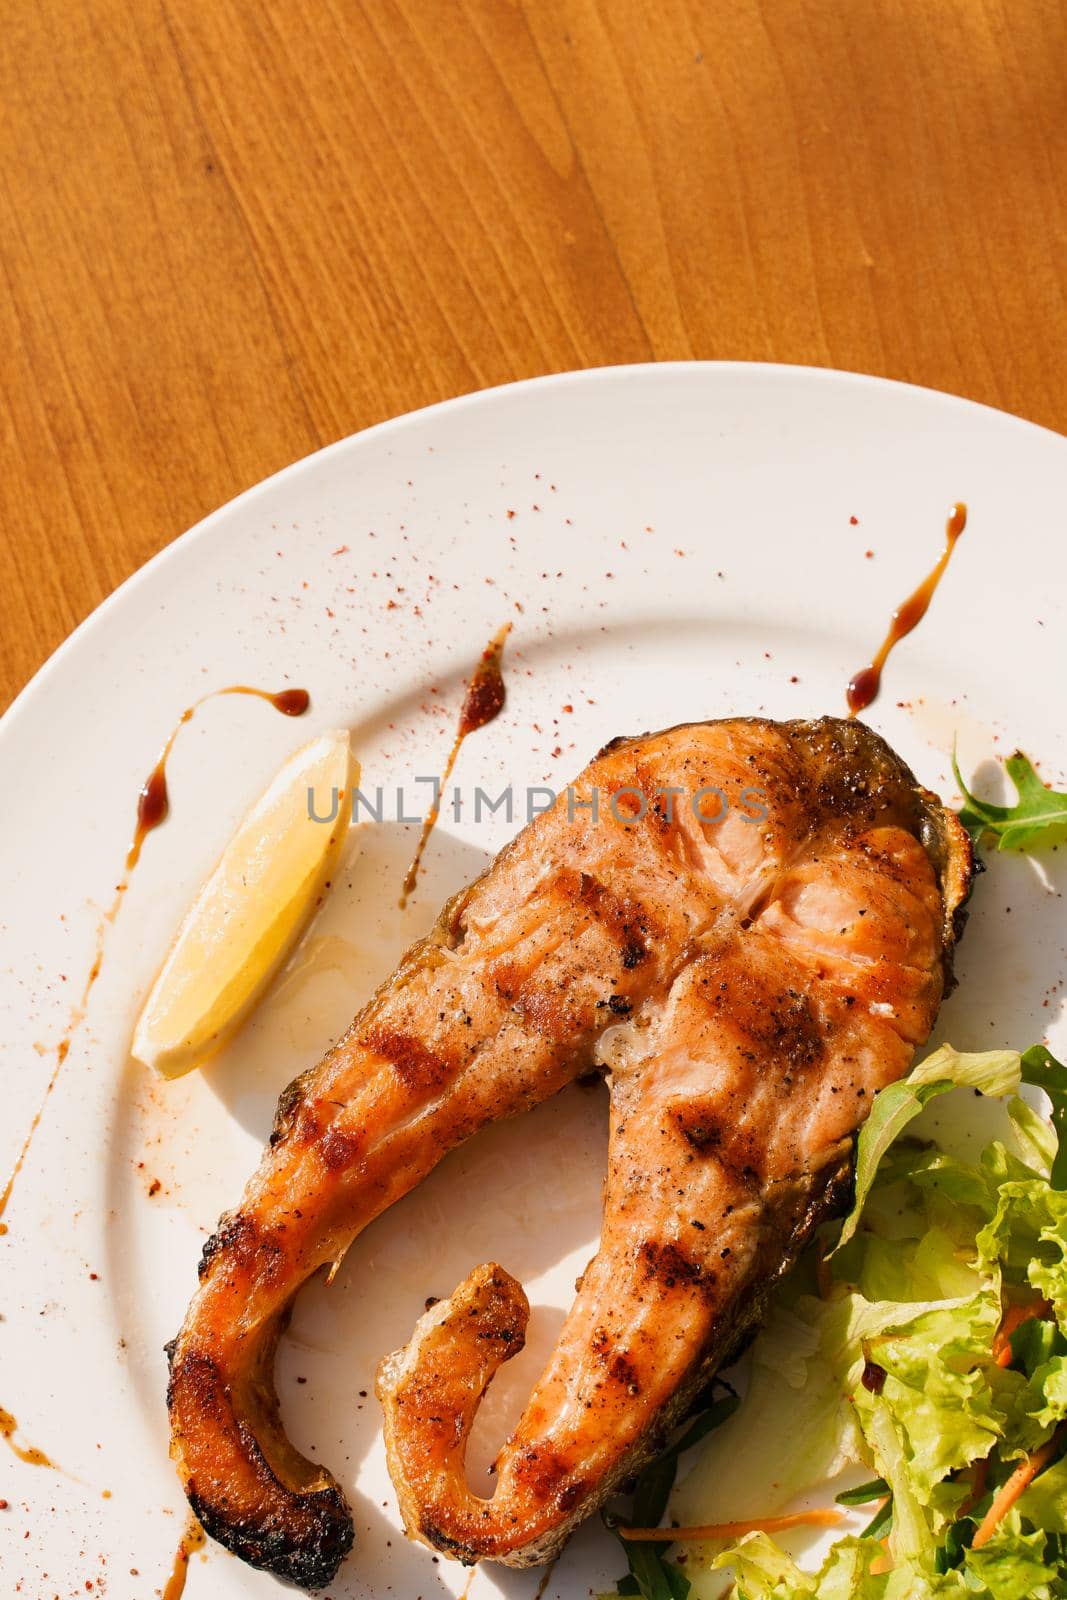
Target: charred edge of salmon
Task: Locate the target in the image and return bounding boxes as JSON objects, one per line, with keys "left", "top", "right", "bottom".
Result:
{"left": 917, "top": 790, "right": 974, "bottom": 987}
{"left": 187, "top": 1482, "right": 353, "bottom": 1590}
{"left": 166, "top": 1328, "right": 354, "bottom": 1588}
{"left": 600, "top": 716, "right": 974, "bottom": 989}
{"left": 478, "top": 1150, "right": 858, "bottom": 1570}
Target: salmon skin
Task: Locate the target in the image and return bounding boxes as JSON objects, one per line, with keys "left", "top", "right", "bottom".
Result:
{"left": 167, "top": 718, "right": 972, "bottom": 1586}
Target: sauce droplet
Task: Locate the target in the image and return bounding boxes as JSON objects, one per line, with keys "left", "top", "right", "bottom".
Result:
{"left": 224, "top": 685, "right": 311, "bottom": 717}
{"left": 126, "top": 686, "right": 310, "bottom": 869}
{"left": 0, "top": 684, "right": 311, "bottom": 1236}
{"left": 457, "top": 628, "right": 509, "bottom": 737}
{"left": 401, "top": 624, "right": 511, "bottom": 906}
{"left": 162, "top": 1514, "right": 206, "bottom": 1600}
{"left": 128, "top": 762, "right": 171, "bottom": 871}
{"left": 0, "top": 1407, "right": 53, "bottom": 1468}
{"left": 846, "top": 503, "right": 967, "bottom": 716}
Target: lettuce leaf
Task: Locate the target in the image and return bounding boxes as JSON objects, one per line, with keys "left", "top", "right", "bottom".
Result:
{"left": 669, "top": 1043, "right": 1067, "bottom": 1600}
{"left": 963, "top": 1516, "right": 1060, "bottom": 1599}
{"left": 672, "top": 1296, "right": 862, "bottom": 1529}
{"left": 832, "top": 1047, "right": 1021, "bottom": 1254}
{"left": 979, "top": 1176, "right": 1067, "bottom": 1329}
{"left": 1015, "top": 1453, "right": 1067, "bottom": 1533}
{"left": 1008, "top": 1094, "right": 1057, "bottom": 1179}
{"left": 854, "top": 1295, "right": 1003, "bottom": 1504}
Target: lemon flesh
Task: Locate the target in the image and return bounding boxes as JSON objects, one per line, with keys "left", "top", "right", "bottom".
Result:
{"left": 132, "top": 730, "right": 356, "bottom": 1079}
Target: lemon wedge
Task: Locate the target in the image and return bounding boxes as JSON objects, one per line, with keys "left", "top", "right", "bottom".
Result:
{"left": 132, "top": 730, "right": 357, "bottom": 1079}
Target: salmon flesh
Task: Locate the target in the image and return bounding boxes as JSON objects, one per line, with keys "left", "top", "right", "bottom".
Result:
{"left": 167, "top": 717, "right": 972, "bottom": 1585}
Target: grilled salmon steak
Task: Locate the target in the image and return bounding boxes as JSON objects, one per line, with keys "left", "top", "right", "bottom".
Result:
{"left": 167, "top": 717, "right": 971, "bottom": 1586}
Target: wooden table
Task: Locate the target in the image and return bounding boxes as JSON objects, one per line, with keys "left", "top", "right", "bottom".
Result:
{"left": 3, "top": 0, "right": 1065, "bottom": 711}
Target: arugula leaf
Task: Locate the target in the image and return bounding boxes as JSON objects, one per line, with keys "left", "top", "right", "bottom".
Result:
{"left": 1021, "top": 1046, "right": 1067, "bottom": 1189}
{"left": 621, "top": 1542, "right": 690, "bottom": 1600}
{"left": 668, "top": 1393, "right": 740, "bottom": 1459}
{"left": 607, "top": 1389, "right": 738, "bottom": 1599}
{"left": 606, "top": 1554, "right": 691, "bottom": 1600}
{"left": 659, "top": 1560, "right": 691, "bottom": 1599}
{"left": 952, "top": 747, "right": 1067, "bottom": 852}
{"left": 859, "top": 1495, "right": 893, "bottom": 1540}
{"left": 632, "top": 1453, "right": 678, "bottom": 1531}
{"left": 936, "top": 1515, "right": 973, "bottom": 1573}
{"left": 834, "top": 1478, "right": 888, "bottom": 1506}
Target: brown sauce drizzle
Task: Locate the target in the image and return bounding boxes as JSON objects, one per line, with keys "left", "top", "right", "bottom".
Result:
{"left": 0, "top": 1406, "right": 53, "bottom": 1468}
{"left": 127, "top": 685, "right": 310, "bottom": 870}
{"left": 0, "top": 684, "right": 310, "bottom": 1236}
{"left": 226, "top": 685, "right": 310, "bottom": 717}
{"left": 533, "top": 1556, "right": 560, "bottom": 1598}
{"left": 846, "top": 502, "right": 967, "bottom": 716}
{"left": 0, "top": 951, "right": 106, "bottom": 1237}
{"left": 401, "top": 624, "right": 511, "bottom": 907}
{"left": 162, "top": 1514, "right": 206, "bottom": 1600}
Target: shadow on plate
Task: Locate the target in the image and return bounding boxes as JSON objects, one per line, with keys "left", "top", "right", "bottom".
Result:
{"left": 191, "top": 821, "right": 614, "bottom": 1597}
{"left": 200, "top": 820, "right": 490, "bottom": 1140}
{"left": 936, "top": 838, "right": 1067, "bottom": 1051}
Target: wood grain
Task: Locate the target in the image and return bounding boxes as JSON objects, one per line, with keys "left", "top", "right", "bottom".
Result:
{"left": 2, "top": 0, "right": 1066, "bottom": 709}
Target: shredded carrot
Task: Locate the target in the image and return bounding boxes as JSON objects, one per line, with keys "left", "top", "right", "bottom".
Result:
{"left": 972, "top": 1421, "right": 1067, "bottom": 1549}
{"left": 993, "top": 1297, "right": 1051, "bottom": 1368}
{"left": 956, "top": 1456, "right": 989, "bottom": 1518}
{"left": 618, "top": 1508, "right": 845, "bottom": 1543}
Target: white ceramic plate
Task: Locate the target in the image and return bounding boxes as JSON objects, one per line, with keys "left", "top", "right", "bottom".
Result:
{"left": 2, "top": 364, "right": 1065, "bottom": 1600}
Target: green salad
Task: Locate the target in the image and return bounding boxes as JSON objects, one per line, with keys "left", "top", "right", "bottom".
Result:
{"left": 603, "top": 1041, "right": 1067, "bottom": 1599}
{"left": 598, "top": 745, "right": 1067, "bottom": 1600}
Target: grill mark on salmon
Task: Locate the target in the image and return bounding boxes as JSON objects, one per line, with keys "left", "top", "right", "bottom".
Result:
{"left": 318, "top": 1126, "right": 362, "bottom": 1170}
{"left": 167, "top": 717, "right": 971, "bottom": 1585}
{"left": 578, "top": 871, "right": 657, "bottom": 968}
{"left": 361, "top": 1028, "right": 457, "bottom": 1091}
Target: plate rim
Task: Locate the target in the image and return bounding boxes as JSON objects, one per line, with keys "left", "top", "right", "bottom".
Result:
{"left": 5, "top": 358, "right": 1065, "bottom": 739}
